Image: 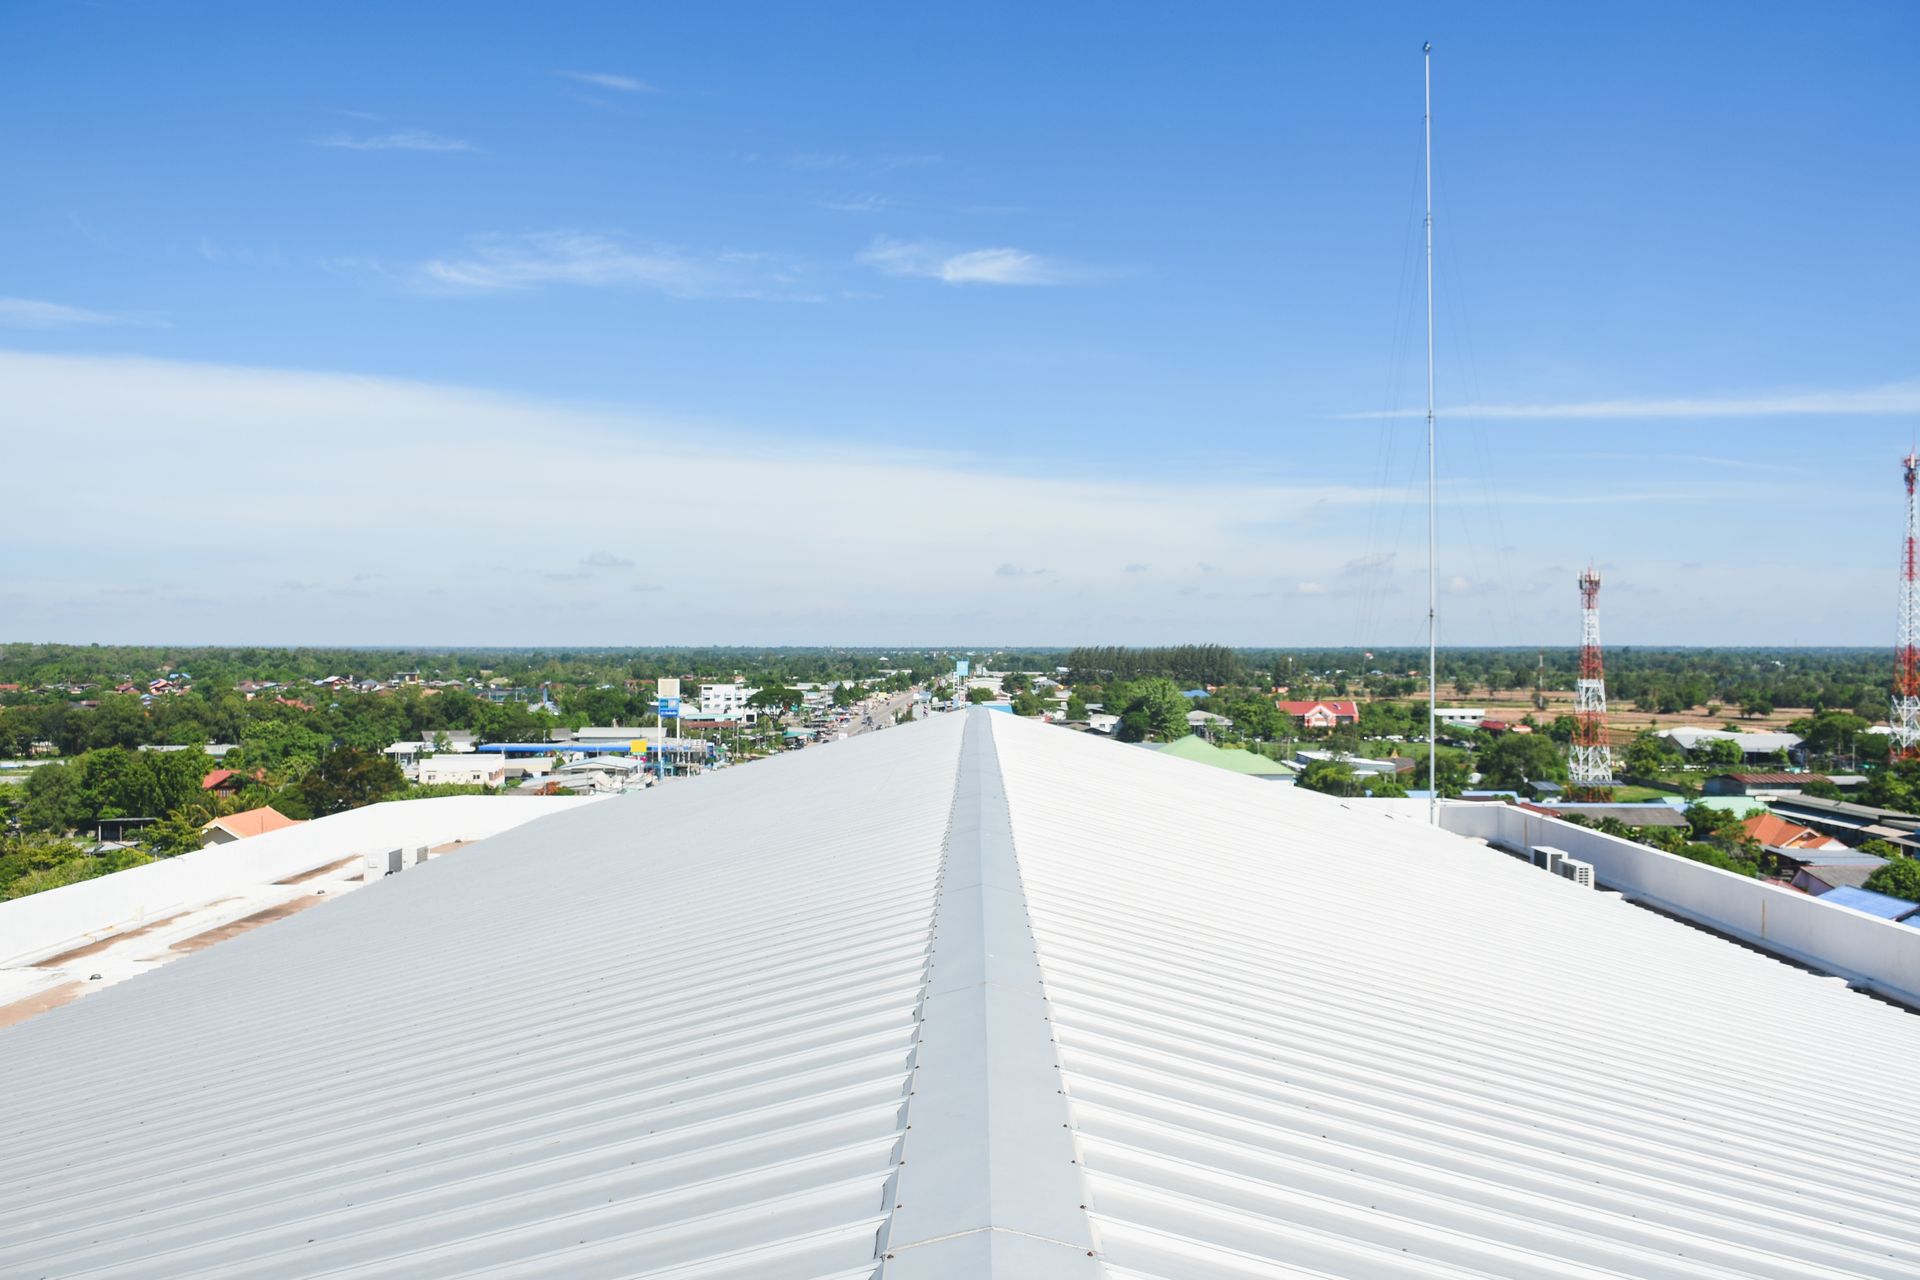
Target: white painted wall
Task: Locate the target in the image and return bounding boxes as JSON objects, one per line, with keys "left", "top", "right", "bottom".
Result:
{"left": 416, "top": 756, "right": 506, "bottom": 787}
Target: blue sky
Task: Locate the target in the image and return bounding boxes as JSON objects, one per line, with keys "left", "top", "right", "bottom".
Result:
{"left": 3, "top": 2, "right": 1918, "bottom": 646}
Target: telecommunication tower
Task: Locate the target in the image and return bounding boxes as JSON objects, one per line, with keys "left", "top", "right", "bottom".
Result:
{"left": 1569, "top": 567, "right": 1614, "bottom": 791}
{"left": 1894, "top": 454, "right": 1920, "bottom": 759}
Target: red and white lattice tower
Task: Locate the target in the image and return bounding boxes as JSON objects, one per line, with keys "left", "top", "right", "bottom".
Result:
{"left": 1894, "top": 453, "right": 1920, "bottom": 759}
{"left": 1569, "top": 567, "right": 1614, "bottom": 788}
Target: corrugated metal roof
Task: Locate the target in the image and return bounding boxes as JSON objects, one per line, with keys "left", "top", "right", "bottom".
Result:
{"left": 0, "top": 714, "right": 969, "bottom": 1279}
{"left": 990, "top": 715, "right": 1920, "bottom": 1279}
{"left": 5, "top": 710, "right": 1920, "bottom": 1278}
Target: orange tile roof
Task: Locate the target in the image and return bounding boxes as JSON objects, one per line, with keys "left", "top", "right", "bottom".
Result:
{"left": 1742, "top": 813, "right": 1837, "bottom": 850}
{"left": 201, "top": 806, "right": 302, "bottom": 840}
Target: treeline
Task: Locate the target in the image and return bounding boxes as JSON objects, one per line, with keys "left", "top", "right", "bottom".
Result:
{"left": 0, "top": 645, "right": 957, "bottom": 693}
{"left": 1064, "top": 645, "right": 1238, "bottom": 686}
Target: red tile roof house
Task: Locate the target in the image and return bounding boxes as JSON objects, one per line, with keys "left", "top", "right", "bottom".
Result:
{"left": 1742, "top": 813, "right": 1846, "bottom": 852}
{"left": 200, "top": 768, "right": 265, "bottom": 796}
{"left": 1276, "top": 700, "right": 1360, "bottom": 729}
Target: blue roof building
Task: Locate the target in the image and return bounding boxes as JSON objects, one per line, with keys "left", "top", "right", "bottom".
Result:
{"left": 1817, "top": 886, "right": 1919, "bottom": 921}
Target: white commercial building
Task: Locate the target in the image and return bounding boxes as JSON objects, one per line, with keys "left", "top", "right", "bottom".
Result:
{"left": 415, "top": 755, "right": 507, "bottom": 787}
{"left": 697, "top": 681, "right": 759, "bottom": 717}
{"left": 1, "top": 713, "right": 1917, "bottom": 1277}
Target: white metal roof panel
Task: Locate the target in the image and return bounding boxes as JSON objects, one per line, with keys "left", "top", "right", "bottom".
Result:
{"left": 987, "top": 713, "right": 1920, "bottom": 1278}
{"left": 0, "top": 713, "right": 970, "bottom": 1279}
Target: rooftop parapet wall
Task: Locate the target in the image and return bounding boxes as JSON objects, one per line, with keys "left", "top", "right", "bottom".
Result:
{"left": 1439, "top": 802, "right": 1920, "bottom": 1008}
{"left": 0, "top": 795, "right": 601, "bottom": 967}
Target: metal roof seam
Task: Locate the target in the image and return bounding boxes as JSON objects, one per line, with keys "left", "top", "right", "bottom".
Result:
{"left": 875, "top": 712, "right": 1101, "bottom": 1277}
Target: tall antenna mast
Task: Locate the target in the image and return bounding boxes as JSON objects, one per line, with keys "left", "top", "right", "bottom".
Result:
{"left": 1423, "top": 41, "right": 1438, "bottom": 822}
{"left": 1894, "top": 453, "right": 1920, "bottom": 759}
{"left": 1570, "top": 567, "right": 1615, "bottom": 795}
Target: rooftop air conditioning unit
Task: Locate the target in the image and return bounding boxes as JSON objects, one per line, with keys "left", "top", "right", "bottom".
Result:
{"left": 1531, "top": 845, "right": 1563, "bottom": 870}
{"left": 1558, "top": 858, "right": 1596, "bottom": 889}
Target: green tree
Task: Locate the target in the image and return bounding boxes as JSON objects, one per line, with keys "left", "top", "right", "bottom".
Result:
{"left": 299, "top": 746, "right": 406, "bottom": 817}
{"left": 1864, "top": 857, "right": 1920, "bottom": 902}
{"left": 1691, "top": 737, "right": 1744, "bottom": 768}
{"left": 966, "top": 687, "right": 996, "bottom": 705}
{"left": 145, "top": 809, "right": 212, "bottom": 857}
{"left": 1792, "top": 711, "right": 1871, "bottom": 758}
{"left": 1112, "top": 678, "right": 1190, "bottom": 743}
{"left": 1365, "top": 773, "right": 1409, "bottom": 798}
{"left": 1477, "top": 733, "right": 1568, "bottom": 791}
{"left": 1623, "top": 731, "right": 1680, "bottom": 777}
{"left": 1010, "top": 691, "right": 1047, "bottom": 717}
{"left": 1001, "top": 671, "right": 1032, "bottom": 694}
{"left": 0, "top": 832, "right": 151, "bottom": 900}
{"left": 1299, "top": 759, "right": 1359, "bottom": 797}
{"left": 1065, "top": 693, "right": 1089, "bottom": 721}
{"left": 236, "top": 718, "right": 329, "bottom": 777}
{"left": 747, "top": 686, "right": 800, "bottom": 717}
{"left": 18, "top": 760, "right": 86, "bottom": 833}
{"left": 1683, "top": 801, "right": 1745, "bottom": 841}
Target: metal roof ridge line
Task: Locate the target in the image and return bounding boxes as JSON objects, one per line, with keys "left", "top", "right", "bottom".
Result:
{"left": 874, "top": 709, "right": 1102, "bottom": 1277}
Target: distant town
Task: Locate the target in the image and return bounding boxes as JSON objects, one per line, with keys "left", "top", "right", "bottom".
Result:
{"left": 3, "top": 641, "right": 1914, "bottom": 920}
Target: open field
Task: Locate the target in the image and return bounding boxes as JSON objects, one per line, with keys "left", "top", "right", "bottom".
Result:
{"left": 1435, "top": 688, "right": 1818, "bottom": 736}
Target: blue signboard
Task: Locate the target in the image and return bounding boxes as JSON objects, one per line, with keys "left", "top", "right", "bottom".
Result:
{"left": 954, "top": 659, "right": 970, "bottom": 679}
{"left": 656, "top": 696, "right": 681, "bottom": 718}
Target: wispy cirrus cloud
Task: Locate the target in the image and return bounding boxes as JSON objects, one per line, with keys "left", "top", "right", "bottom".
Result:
{"left": 0, "top": 297, "right": 143, "bottom": 329}
{"left": 1340, "top": 382, "right": 1920, "bottom": 421}
{"left": 557, "top": 70, "right": 658, "bottom": 93}
{"left": 816, "top": 193, "right": 893, "bottom": 214}
{"left": 409, "top": 231, "right": 808, "bottom": 300}
{"left": 314, "top": 129, "right": 476, "bottom": 153}
{"left": 789, "top": 152, "right": 940, "bottom": 171}
{"left": 858, "top": 236, "right": 1065, "bottom": 286}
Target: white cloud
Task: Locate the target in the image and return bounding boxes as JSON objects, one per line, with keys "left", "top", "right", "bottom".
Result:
{"left": 789, "top": 153, "right": 940, "bottom": 171}
{"left": 0, "top": 351, "right": 1458, "bottom": 644}
{"left": 557, "top": 70, "right": 658, "bottom": 93}
{"left": 409, "top": 231, "right": 803, "bottom": 300}
{"left": 1340, "top": 382, "right": 1920, "bottom": 421}
{"left": 7, "top": 351, "right": 1868, "bottom": 645}
{"left": 314, "top": 130, "right": 476, "bottom": 153}
{"left": 858, "top": 236, "right": 1064, "bottom": 286}
{"left": 0, "top": 297, "right": 135, "bottom": 329}
{"left": 582, "top": 551, "right": 635, "bottom": 569}
{"left": 816, "top": 193, "right": 892, "bottom": 214}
